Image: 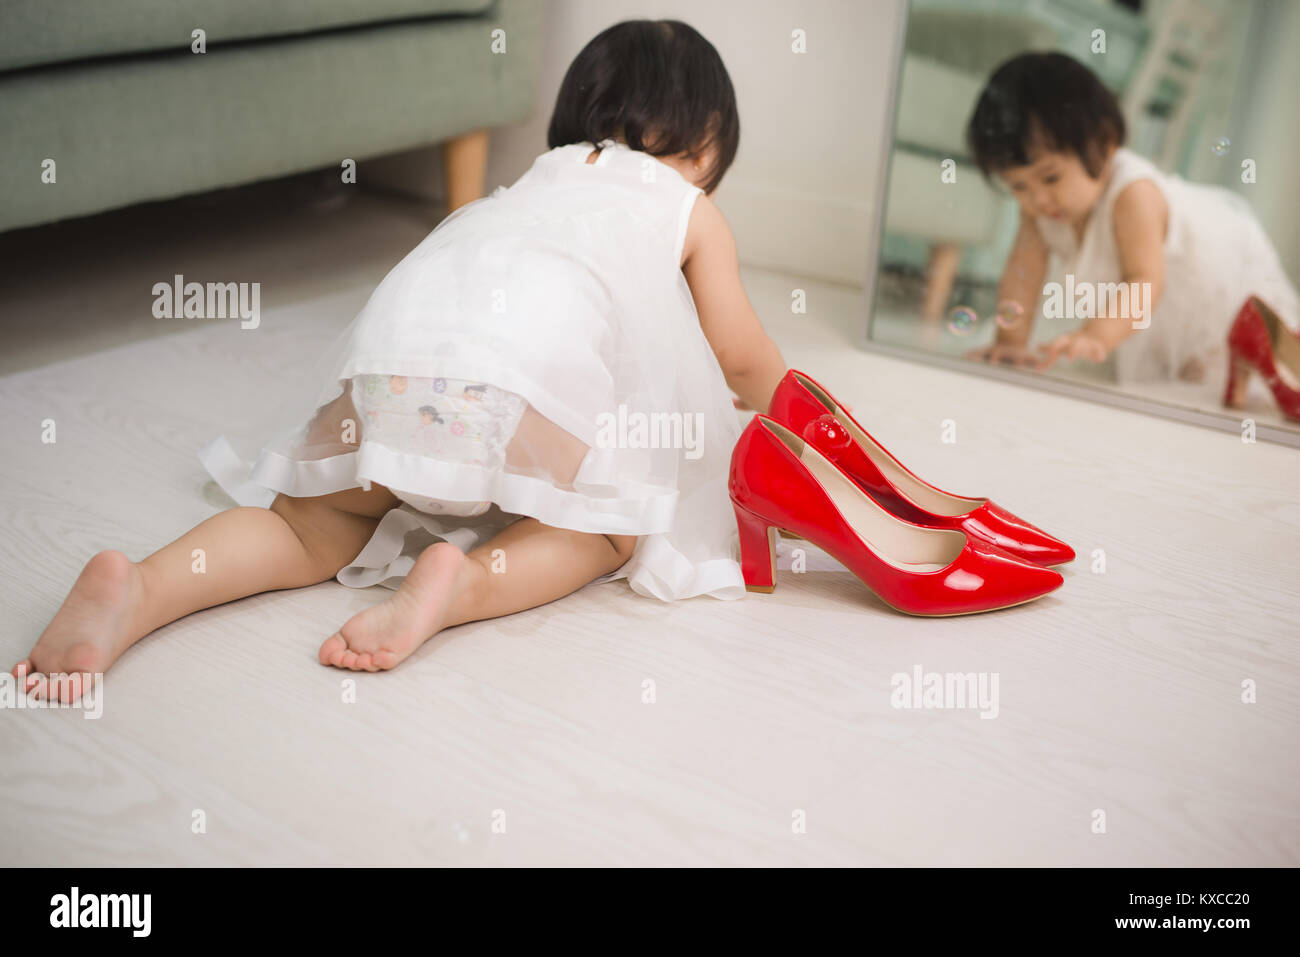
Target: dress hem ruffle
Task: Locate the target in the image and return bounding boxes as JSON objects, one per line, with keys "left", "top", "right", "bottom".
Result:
{"left": 199, "top": 434, "right": 684, "bottom": 536}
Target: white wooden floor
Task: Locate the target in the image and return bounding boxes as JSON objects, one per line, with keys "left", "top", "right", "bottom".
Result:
{"left": 2, "top": 186, "right": 1297, "bottom": 866}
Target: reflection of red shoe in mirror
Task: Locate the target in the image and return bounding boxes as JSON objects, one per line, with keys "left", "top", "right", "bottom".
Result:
{"left": 1224, "top": 296, "right": 1300, "bottom": 423}
{"left": 768, "top": 369, "right": 1075, "bottom": 567}
{"left": 729, "top": 415, "right": 1063, "bottom": 615}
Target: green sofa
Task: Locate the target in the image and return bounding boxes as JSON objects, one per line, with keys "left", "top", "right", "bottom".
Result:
{"left": 0, "top": 0, "right": 543, "bottom": 233}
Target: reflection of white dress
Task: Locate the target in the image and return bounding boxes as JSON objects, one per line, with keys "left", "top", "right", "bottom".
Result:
{"left": 1035, "top": 147, "right": 1300, "bottom": 382}
{"left": 199, "top": 139, "right": 746, "bottom": 601}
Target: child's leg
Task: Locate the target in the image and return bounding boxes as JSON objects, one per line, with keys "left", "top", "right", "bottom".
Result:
{"left": 319, "top": 519, "right": 636, "bottom": 671}
{"left": 319, "top": 395, "right": 635, "bottom": 671}
{"left": 13, "top": 483, "right": 402, "bottom": 701}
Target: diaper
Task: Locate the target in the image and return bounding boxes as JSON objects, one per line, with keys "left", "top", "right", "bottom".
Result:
{"left": 354, "top": 374, "right": 528, "bottom": 517}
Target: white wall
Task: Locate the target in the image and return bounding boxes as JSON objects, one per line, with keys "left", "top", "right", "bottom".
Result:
{"left": 369, "top": 0, "right": 907, "bottom": 287}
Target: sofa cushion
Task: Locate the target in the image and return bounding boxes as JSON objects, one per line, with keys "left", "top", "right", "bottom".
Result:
{"left": 0, "top": 0, "right": 542, "bottom": 233}
{"left": 0, "top": 0, "right": 495, "bottom": 72}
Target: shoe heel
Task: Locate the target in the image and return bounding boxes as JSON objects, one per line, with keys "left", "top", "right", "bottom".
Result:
{"left": 1224, "top": 352, "right": 1253, "bottom": 408}
{"left": 733, "top": 502, "right": 777, "bottom": 593}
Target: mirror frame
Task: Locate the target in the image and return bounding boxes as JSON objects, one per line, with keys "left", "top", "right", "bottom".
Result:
{"left": 859, "top": 0, "right": 1300, "bottom": 449}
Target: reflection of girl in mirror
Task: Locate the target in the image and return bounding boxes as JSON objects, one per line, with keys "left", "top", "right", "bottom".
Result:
{"left": 962, "top": 52, "right": 1300, "bottom": 385}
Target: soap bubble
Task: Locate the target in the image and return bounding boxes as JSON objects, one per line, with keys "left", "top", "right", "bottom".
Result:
{"left": 946, "top": 306, "right": 979, "bottom": 336}
{"left": 1211, "top": 137, "right": 1231, "bottom": 156}
{"left": 995, "top": 299, "right": 1025, "bottom": 330}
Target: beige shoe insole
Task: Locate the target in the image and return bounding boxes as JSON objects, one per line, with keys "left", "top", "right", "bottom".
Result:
{"left": 758, "top": 418, "right": 967, "bottom": 574}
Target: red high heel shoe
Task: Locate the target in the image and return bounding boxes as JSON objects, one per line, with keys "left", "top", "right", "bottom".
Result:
{"left": 1224, "top": 296, "right": 1300, "bottom": 423}
{"left": 767, "top": 369, "right": 1075, "bottom": 566}
{"left": 730, "top": 414, "right": 1063, "bottom": 615}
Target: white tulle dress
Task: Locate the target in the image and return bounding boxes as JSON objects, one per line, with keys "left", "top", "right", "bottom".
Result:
{"left": 199, "top": 138, "right": 747, "bottom": 601}
{"left": 1034, "top": 146, "right": 1300, "bottom": 383}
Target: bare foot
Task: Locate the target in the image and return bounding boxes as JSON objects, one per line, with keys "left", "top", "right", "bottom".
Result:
{"left": 1178, "top": 355, "right": 1207, "bottom": 383}
{"left": 318, "top": 542, "right": 479, "bottom": 672}
{"left": 12, "top": 550, "right": 145, "bottom": 703}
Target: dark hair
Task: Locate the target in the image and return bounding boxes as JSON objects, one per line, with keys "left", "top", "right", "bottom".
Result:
{"left": 546, "top": 19, "right": 739, "bottom": 195}
{"left": 966, "top": 52, "right": 1125, "bottom": 180}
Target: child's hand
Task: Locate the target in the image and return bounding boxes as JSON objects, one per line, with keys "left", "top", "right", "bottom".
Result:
{"left": 1035, "top": 330, "right": 1110, "bottom": 371}
{"left": 964, "top": 341, "right": 1039, "bottom": 368}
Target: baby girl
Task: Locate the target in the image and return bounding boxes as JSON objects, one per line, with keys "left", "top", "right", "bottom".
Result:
{"left": 15, "top": 19, "right": 789, "bottom": 702}
{"left": 963, "top": 52, "right": 1299, "bottom": 385}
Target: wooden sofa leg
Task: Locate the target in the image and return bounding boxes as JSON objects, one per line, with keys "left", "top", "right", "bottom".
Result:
{"left": 443, "top": 129, "right": 490, "bottom": 213}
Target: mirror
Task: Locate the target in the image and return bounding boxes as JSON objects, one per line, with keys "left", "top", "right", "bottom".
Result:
{"left": 866, "top": 0, "right": 1300, "bottom": 446}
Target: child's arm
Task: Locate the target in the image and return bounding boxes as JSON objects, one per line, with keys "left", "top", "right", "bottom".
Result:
{"left": 965, "top": 209, "right": 1049, "bottom": 367}
{"left": 1036, "top": 180, "right": 1168, "bottom": 370}
{"left": 682, "top": 194, "right": 788, "bottom": 413}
